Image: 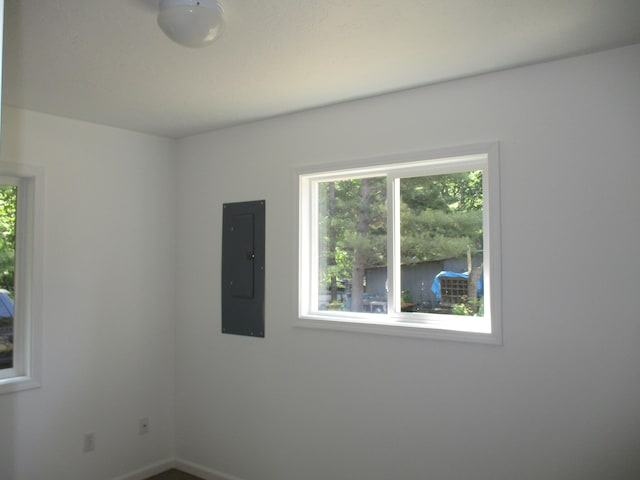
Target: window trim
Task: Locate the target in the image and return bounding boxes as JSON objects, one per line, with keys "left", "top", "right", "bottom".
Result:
{"left": 297, "top": 143, "right": 502, "bottom": 345}
{"left": 0, "top": 163, "right": 44, "bottom": 394}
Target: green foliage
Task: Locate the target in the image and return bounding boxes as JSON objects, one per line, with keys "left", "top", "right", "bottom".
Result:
{"left": 318, "top": 177, "right": 386, "bottom": 291}
{"left": 401, "top": 290, "right": 413, "bottom": 304}
{"left": 400, "top": 206, "right": 482, "bottom": 262}
{"left": 327, "top": 300, "right": 344, "bottom": 311}
{"left": 451, "top": 296, "right": 484, "bottom": 316}
{"left": 400, "top": 171, "right": 483, "bottom": 263}
{"left": 0, "top": 185, "right": 17, "bottom": 294}
{"left": 400, "top": 171, "right": 483, "bottom": 213}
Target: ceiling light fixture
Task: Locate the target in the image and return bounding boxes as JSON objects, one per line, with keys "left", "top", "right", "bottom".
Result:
{"left": 157, "top": 0, "right": 224, "bottom": 48}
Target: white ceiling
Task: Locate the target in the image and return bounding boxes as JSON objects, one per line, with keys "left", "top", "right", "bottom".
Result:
{"left": 3, "top": 0, "right": 640, "bottom": 138}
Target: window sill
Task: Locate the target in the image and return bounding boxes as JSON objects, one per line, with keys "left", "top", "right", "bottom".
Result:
{"left": 296, "top": 313, "right": 502, "bottom": 345}
{"left": 0, "top": 373, "right": 41, "bottom": 395}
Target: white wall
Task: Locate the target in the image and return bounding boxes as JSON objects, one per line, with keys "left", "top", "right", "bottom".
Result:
{"left": 175, "top": 44, "right": 640, "bottom": 480}
{"left": 0, "top": 108, "right": 177, "bottom": 480}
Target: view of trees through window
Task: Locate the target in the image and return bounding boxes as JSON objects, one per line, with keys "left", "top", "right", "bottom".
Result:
{"left": 0, "top": 184, "right": 17, "bottom": 370}
{"left": 316, "top": 170, "right": 484, "bottom": 316}
{"left": 318, "top": 176, "right": 387, "bottom": 312}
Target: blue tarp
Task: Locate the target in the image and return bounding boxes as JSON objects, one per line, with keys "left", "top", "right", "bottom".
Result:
{"left": 0, "top": 291, "right": 14, "bottom": 318}
{"left": 431, "top": 271, "right": 483, "bottom": 302}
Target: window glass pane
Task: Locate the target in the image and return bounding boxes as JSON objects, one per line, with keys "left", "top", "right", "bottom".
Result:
{"left": 399, "top": 171, "right": 484, "bottom": 316}
{"left": 0, "top": 184, "right": 17, "bottom": 370}
{"left": 317, "top": 176, "right": 387, "bottom": 313}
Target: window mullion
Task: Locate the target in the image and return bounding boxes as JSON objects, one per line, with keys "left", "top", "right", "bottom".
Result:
{"left": 387, "top": 175, "right": 400, "bottom": 316}
{"left": 309, "top": 179, "right": 319, "bottom": 312}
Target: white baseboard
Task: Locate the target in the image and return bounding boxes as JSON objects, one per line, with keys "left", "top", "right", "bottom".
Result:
{"left": 112, "top": 458, "right": 178, "bottom": 480}
{"left": 111, "top": 456, "right": 246, "bottom": 480}
{"left": 175, "top": 458, "right": 246, "bottom": 480}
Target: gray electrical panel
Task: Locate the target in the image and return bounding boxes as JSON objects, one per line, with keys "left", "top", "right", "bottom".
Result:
{"left": 221, "top": 200, "right": 265, "bottom": 337}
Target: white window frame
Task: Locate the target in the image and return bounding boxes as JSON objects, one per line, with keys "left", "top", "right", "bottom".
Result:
{"left": 297, "top": 143, "right": 502, "bottom": 344}
{"left": 0, "top": 163, "right": 44, "bottom": 394}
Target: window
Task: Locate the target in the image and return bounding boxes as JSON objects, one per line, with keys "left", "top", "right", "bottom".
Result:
{"left": 298, "top": 144, "right": 501, "bottom": 344}
{"left": 0, "top": 181, "right": 17, "bottom": 372}
{"left": 0, "top": 164, "right": 43, "bottom": 394}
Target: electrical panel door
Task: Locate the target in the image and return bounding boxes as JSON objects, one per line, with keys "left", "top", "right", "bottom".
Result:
{"left": 221, "top": 200, "right": 265, "bottom": 337}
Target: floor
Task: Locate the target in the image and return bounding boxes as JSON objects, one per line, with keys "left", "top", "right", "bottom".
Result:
{"left": 145, "top": 469, "right": 205, "bottom": 480}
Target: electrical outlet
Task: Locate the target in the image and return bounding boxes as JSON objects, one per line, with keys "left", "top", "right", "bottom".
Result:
{"left": 139, "top": 417, "right": 149, "bottom": 435}
{"left": 83, "top": 433, "right": 95, "bottom": 453}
